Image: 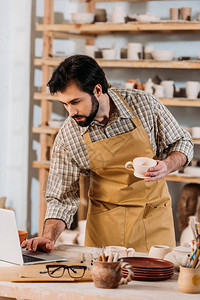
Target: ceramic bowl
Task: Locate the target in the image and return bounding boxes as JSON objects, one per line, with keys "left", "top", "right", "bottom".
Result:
{"left": 151, "top": 50, "right": 174, "bottom": 61}
{"left": 184, "top": 166, "right": 200, "bottom": 177}
{"left": 102, "top": 49, "right": 116, "bottom": 60}
{"left": 71, "top": 13, "right": 95, "bottom": 24}
{"left": 136, "top": 14, "right": 160, "bottom": 23}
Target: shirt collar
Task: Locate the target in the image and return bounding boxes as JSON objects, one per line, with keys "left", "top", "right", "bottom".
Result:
{"left": 76, "top": 88, "right": 135, "bottom": 136}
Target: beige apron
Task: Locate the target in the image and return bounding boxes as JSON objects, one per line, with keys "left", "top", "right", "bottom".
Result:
{"left": 83, "top": 91, "right": 176, "bottom": 252}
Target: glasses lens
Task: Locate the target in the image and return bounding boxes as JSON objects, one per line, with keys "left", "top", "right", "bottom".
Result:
{"left": 47, "top": 266, "right": 65, "bottom": 278}
{"left": 68, "top": 266, "right": 86, "bottom": 278}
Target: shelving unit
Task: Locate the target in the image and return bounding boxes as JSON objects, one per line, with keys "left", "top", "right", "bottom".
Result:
{"left": 33, "top": 0, "right": 200, "bottom": 235}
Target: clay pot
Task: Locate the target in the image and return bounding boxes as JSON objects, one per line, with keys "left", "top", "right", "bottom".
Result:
{"left": 90, "top": 261, "right": 133, "bottom": 289}
{"left": 178, "top": 266, "right": 200, "bottom": 294}
{"left": 18, "top": 230, "right": 27, "bottom": 244}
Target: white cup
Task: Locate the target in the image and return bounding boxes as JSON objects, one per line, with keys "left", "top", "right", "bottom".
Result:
{"left": 102, "top": 49, "right": 116, "bottom": 60}
{"left": 149, "top": 245, "right": 171, "bottom": 259}
{"left": 191, "top": 127, "right": 200, "bottom": 139}
{"left": 125, "top": 157, "right": 157, "bottom": 176}
{"left": 161, "top": 80, "right": 174, "bottom": 98}
{"left": 128, "top": 43, "right": 143, "bottom": 60}
{"left": 154, "top": 85, "right": 165, "bottom": 98}
{"left": 105, "top": 246, "right": 135, "bottom": 258}
{"left": 84, "top": 45, "right": 97, "bottom": 58}
{"left": 111, "top": 6, "right": 126, "bottom": 23}
{"left": 186, "top": 81, "right": 200, "bottom": 99}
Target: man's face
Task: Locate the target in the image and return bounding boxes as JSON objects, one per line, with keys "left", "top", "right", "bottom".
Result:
{"left": 57, "top": 82, "right": 99, "bottom": 127}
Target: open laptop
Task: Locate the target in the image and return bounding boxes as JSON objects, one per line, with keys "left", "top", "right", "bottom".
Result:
{"left": 0, "top": 208, "right": 66, "bottom": 265}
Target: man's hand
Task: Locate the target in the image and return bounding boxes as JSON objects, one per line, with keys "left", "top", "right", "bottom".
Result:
{"left": 144, "top": 160, "right": 168, "bottom": 182}
{"left": 144, "top": 151, "right": 187, "bottom": 182}
{"left": 21, "top": 237, "right": 54, "bottom": 252}
{"left": 21, "top": 219, "right": 66, "bottom": 252}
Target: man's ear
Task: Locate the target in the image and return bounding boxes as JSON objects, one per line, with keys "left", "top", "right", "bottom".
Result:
{"left": 93, "top": 84, "right": 102, "bottom": 98}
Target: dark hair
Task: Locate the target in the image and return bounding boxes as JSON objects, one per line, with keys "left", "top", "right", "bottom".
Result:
{"left": 47, "top": 55, "right": 108, "bottom": 95}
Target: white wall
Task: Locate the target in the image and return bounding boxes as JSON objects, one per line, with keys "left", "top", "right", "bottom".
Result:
{"left": 0, "top": 0, "right": 32, "bottom": 229}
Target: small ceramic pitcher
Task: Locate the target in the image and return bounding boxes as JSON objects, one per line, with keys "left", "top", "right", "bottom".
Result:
{"left": 90, "top": 261, "right": 134, "bottom": 289}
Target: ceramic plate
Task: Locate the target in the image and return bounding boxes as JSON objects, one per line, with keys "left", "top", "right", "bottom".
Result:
{"left": 120, "top": 257, "right": 174, "bottom": 269}
{"left": 134, "top": 171, "right": 150, "bottom": 179}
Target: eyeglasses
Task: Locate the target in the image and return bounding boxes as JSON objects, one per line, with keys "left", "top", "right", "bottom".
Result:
{"left": 40, "top": 264, "right": 87, "bottom": 279}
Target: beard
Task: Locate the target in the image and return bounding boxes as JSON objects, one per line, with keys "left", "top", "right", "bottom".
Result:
{"left": 72, "top": 94, "right": 99, "bottom": 127}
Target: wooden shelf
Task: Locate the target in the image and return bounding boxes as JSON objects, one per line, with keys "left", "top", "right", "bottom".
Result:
{"left": 36, "top": 22, "right": 200, "bottom": 34}
{"left": 34, "top": 58, "right": 200, "bottom": 69}
{"left": 166, "top": 175, "right": 200, "bottom": 184}
{"left": 32, "top": 126, "right": 59, "bottom": 134}
{"left": 93, "top": 0, "right": 194, "bottom": 2}
{"left": 160, "top": 98, "right": 200, "bottom": 107}
{"left": 34, "top": 93, "right": 200, "bottom": 107}
{"left": 32, "top": 161, "right": 50, "bottom": 169}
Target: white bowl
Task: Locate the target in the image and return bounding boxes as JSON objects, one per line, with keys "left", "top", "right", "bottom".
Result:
{"left": 136, "top": 14, "right": 160, "bottom": 23}
{"left": 184, "top": 166, "right": 200, "bottom": 177}
{"left": 71, "top": 12, "right": 94, "bottom": 24}
{"left": 151, "top": 50, "right": 174, "bottom": 61}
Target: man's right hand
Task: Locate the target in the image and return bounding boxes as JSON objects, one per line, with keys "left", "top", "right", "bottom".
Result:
{"left": 21, "top": 237, "right": 54, "bottom": 252}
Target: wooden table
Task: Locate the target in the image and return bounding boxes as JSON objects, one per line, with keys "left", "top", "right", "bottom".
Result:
{"left": 0, "top": 245, "right": 199, "bottom": 300}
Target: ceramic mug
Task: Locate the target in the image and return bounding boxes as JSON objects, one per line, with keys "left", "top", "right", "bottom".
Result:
{"left": 170, "top": 8, "right": 180, "bottom": 20}
{"left": 84, "top": 45, "right": 97, "bottom": 58}
{"left": 149, "top": 245, "right": 171, "bottom": 259}
{"left": 178, "top": 266, "right": 200, "bottom": 294}
{"left": 102, "top": 49, "right": 116, "bottom": 60}
{"left": 127, "top": 43, "right": 143, "bottom": 60}
{"left": 161, "top": 80, "right": 174, "bottom": 98}
{"left": 181, "top": 7, "right": 192, "bottom": 21}
{"left": 191, "top": 127, "right": 200, "bottom": 139}
{"left": 90, "top": 261, "right": 134, "bottom": 289}
{"left": 105, "top": 246, "right": 135, "bottom": 258}
{"left": 186, "top": 81, "right": 200, "bottom": 99}
{"left": 125, "top": 157, "right": 157, "bottom": 176}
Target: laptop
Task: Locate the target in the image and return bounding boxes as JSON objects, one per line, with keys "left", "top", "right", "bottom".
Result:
{"left": 0, "top": 208, "right": 67, "bottom": 265}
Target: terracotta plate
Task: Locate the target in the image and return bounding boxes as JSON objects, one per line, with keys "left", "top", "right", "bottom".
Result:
{"left": 121, "top": 257, "right": 174, "bottom": 269}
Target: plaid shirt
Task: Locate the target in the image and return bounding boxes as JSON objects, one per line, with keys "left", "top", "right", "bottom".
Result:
{"left": 45, "top": 88, "right": 194, "bottom": 228}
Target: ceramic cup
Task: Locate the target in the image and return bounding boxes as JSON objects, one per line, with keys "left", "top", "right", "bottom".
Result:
{"left": 149, "top": 245, "right": 171, "bottom": 259}
{"left": 90, "top": 261, "right": 134, "bottom": 289}
{"left": 84, "top": 45, "right": 97, "bottom": 58}
{"left": 170, "top": 8, "right": 180, "bottom": 20}
{"left": 18, "top": 230, "right": 27, "bottom": 244}
{"left": 105, "top": 246, "right": 135, "bottom": 258}
{"left": 181, "top": 7, "right": 192, "bottom": 21}
{"left": 94, "top": 8, "right": 107, "bottom": 23}
{"left": 161, "top": 80, "right": 174, "bottom": 98}
{"left": 191, "top": 127, "right": 200, "bottom": 139}
{"left": 127, "top": 43, "right": 143, "bottom": 60}
{"left": 144, "top": 45, "right": 154, "bottom": 60}
{"left": 125, "top": 157, "right": 157, "bottom": 176}
{"left": 102, "top": 49, "right": 116, "bottom": 60}
{"left": 154, "top": 85, "right": 165, "bottom": 98}
{"left": 186, "top": 81, "right": 200, "bottom": 99}
{"left": 111, "top": 6, "right": 126, "bottom": 24}
{"left": 178, "top": 266, "right": 200, "bottom": 294}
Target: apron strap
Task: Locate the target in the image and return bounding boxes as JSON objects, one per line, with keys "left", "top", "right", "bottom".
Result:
{"left": 111, "top": 89, "right": 142, "bottom": 128}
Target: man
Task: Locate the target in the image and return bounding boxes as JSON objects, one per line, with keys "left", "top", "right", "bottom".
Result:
{"left": 22, "top": 55, "right": 193, "bottom": 253}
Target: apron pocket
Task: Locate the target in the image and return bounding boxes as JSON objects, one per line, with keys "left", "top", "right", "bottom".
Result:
{"left": 85, "top": 206, "right": 126, "bottom": 248}
{"left": 143, "top": 203, "right": 176, "bottom": 251}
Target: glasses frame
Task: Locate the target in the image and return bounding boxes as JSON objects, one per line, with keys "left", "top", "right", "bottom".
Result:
{"left": 45, "top": 264, "right": 87, "bottom": 279}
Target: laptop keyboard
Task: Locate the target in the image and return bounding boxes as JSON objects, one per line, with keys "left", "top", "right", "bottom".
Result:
{"left": 23, "top": 254, "right": 45, "bottom": 263}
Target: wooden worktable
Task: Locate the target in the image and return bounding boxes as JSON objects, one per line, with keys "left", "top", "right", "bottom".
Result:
{"left": 0, "top": 245, "right": 199, "bottom": 300}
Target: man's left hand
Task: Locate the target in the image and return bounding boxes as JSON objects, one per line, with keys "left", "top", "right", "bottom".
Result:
{"left": 144, "top": 160, "right": 168, "bottom": 182}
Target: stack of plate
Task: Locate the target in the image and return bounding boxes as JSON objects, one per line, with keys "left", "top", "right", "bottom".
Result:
{"left": 121, "top": 257, "right": 174, "bottom": 281}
